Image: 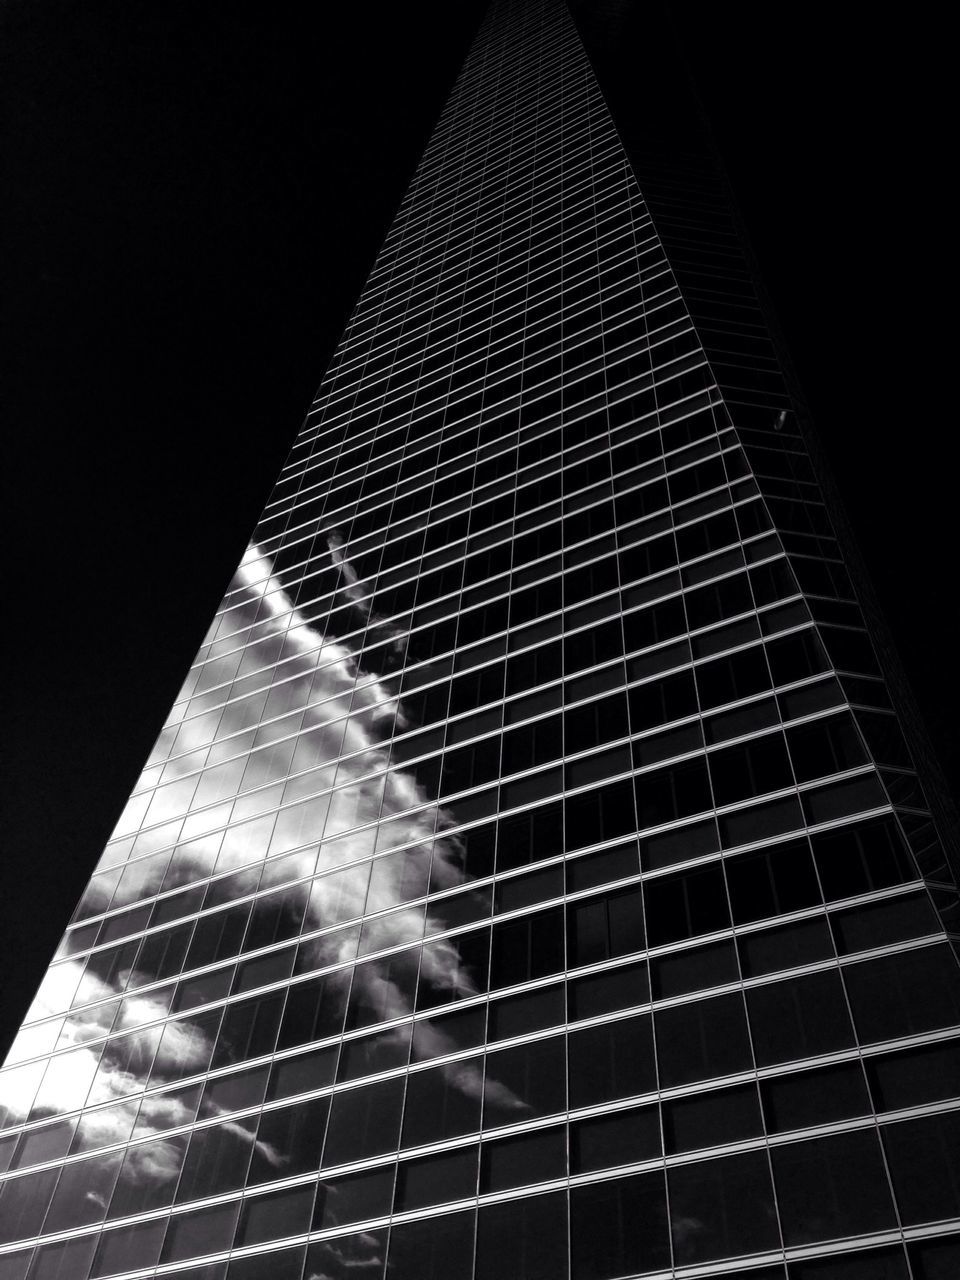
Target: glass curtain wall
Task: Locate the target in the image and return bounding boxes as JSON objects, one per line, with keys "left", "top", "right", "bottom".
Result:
{"left": 1, "top": 1, "right": 959, "bottom": 1278}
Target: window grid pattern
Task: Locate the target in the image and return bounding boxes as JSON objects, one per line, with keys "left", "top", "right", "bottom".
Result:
{"left": 2, "top": 1, "right": 958, "bottom": 1278}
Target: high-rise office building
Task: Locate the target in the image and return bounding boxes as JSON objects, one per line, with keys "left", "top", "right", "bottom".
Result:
{"left": 2, "top": 1, "right": 959, "bottom": 1277}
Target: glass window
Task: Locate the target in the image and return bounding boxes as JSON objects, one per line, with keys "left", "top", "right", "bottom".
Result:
{"left": 176, "top": 1113, "right": 257, "bottom": 1205}
{"left": 395, "top": 1147, "right": 477, "bottom": 1211}
{"left": 160, "top": 1199, "right": 241, "bottom": 1264}
{"left": 266, "top": 1044, "right": 337, "bottom": 1100}
{"left": 882, "top": 1112, "right": 960, "bottom": 1226}
{"left": 489, "top": 983, "right": 565, "bottom": 1041}
{"left": 211, "top": 990, "right": 284, "bottom": 1068}
{"left": 481, "top": 1125, "right": 566, "bottom": 1192}
{"left": 651, "top": 939, "right": 738, "bottom": 998}
{"left": 844, "top": 945, "right": 960, "bottom": 1043}
{"left": 907, "top": 1235, "right": 960, "bottom": 1280}
{"left": 227, "top": 1246, "right": 305, "bottom": 1280}
{"left": 107, "top": 1133, "right": 187, "bottom": 1218}
{"left": 655, "top": 992, "right": 753, "bottom": 1087}
{"left": 664, "top": 1082, "right": 763, "bottom": 1154}
{"left": 568, "top": 959, "right": 649, "bottom": 1020}
{"left": 249, "top": 1094, "right": 329, "bottom": 1183}
{"left": 830, "top": 891, "right": 938, "bottom": 955}
{"left": 475, "top": 1191, "right": 568, "bottom": 1280}
{"left": 635, "top": 757, "right": 711, "bottom": 829}
{"left": 322, "top": 1077, "right": 404, "bottom": 1166}
{"left": 668, "top": 1149, "right": 779, "bottom": 1264}
{"left": 725, "top": 837, "right": 820, "bottom": 924}
{"left": 0, "top": 1167, "right": 58, "bottom": 1246}
{"left": 91, "top": 1219, "right": 166, "bottom": 1277}
{"left": 738, "top": 916, "right": 834, "bottom": 978}
{"left": 490, "top": 908, "right": 563, "bottom": 988}
{"left": 644, "top": 863, "right": 729, "bottom": 946}
{"left": 569, "top": 1013, "right": 656, "bottom": 1108}
{"left": 305, "top": 1227, "right": 387, "bottom": 1280}
{"left": 866, "top": 1038, "right": 960, "bottom": 1111}
{"left": 315, "top": 1166, "right": 393, "bottom": 1231}
{"left": 483, "top": 1034, "right": 566, "bottom": 1125}
{"left": 810, "top": 817, "right": 915, "bottom": 902}
{"left": 746, "top": 970, "right": 854, "bottom": 1066}
{"left": 567, "top": 884, "right": 645, "bottom": 966}
{"left": 761, "top": 1061, "right": 870, "bottom": 1133}
{"left": 386, "top": 1211, "right": 475, "bottom": 1280}
{"left": 570, "top": 1103, "right": 661, "bottom": 1174}
{"left": 401, "top": 1059, "right": 482, "bottom": 1147}
{"left": 771, "top": 1130, "right": 896, "bottom": 1245}
{"left": 235, "top": 1183, "right": 314, "bottom": 1247}
{"left": 709, "top": 733, "right": 793, "bottom": 806}
{"left": 570, "top": 1170, "right": 671, "bottom": 1278}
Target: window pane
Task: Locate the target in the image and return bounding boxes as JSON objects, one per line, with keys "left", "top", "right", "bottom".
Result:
{"left": 771, "top": 1130, "right": 896, "bottom": 1245}
{"left": 668, "top": 1150, "right": 779, "bottom": 1264}
{"left": 570, "top": 1171, "right": 670, "bottom": 1278}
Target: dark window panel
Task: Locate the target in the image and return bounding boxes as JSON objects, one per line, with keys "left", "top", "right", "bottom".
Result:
{"left": 747, "top": 969, "right": 855, "bottom": 1066}
{"left": 412, "top": 1004, "right": 487, "bottom": 1062}
{"left": 883, "top": 1112, "right": 960, "bottom": 1226}
{"left": 668, "top": 1149, "right": 779, "bottom": 1264}
{"left": 176, "top": 1119, "right": 256, "bottom": 1202}
{"left": 386, "top": 1211, "right": 475, "bottom": 1280}
{"left": 489, "top": 983, "right": 565, "bottom": 1042}
{"left": 810, "top": 816, "right": 915, "bottom": 901}
{"left": 655, "top": 992, "right": 753, "bottom": 1087}
{"left": 738, "top": 915, "right": 835, "bottom": 979}
{"left": 908, "top": 1234, "right": 960, "bottom": 1280}
{"left": 651, "top": 938, "right": 739, "bottom": 998}
{"left": 569, "top": 1013, "right": 656, "bottom": 1107}
{"left": 628, "top": 669, "right": 697, "bottom": 732}
{"left": 211, "top": 990, "right": 284, "bottom": 1068}
{"left": 497, "top": 801, "right": 563, "bottom": 872}
{"left": 267, "top": 1044, "right": 337, "bottom": 1101}
{"left": 786, "top": 712, "right": 867, "bottom": 784}
{"left": 725, "top": 837, "right": 820, "bottom": 924}
{"left": 636, "top": 756, "right": 712, "bottom": 829}
{"left": 570, "top": 1103, "right": 661, "bottom": 1174}
{"left": 567, "top": 884, "right": 644, "bottom": 966}
{"left": 830, "top": 891, "right": 940, "bottom": 955}
{"left": 771, "top": 1130, "right": 897, "bottom": 1245}
{"left": 644, "top": 863, "right": 729, "bottom": 946}
{"left": 160, "top": 1199, "right": 241, "bottom": 1264}
{"left": 664, "top": 1082, "right": 763, "bottom": 1154}
{"left": 481, "top": 1124, "right": 566, "bottom": 1192}
{"left": 490, "top": 907, "right": 563, "bottom": 988}
{"left": 566, "top": 840, "right": 639, "bottom": 892}
{"left": 483, "top": 1034, "right": 567, "bottom": 1125}
{"left": 844, "top": 945, "right": 960, "bottom": 1043}
{"left": 761, "top": 1061, "right": 871, "bottom": 1134}
{"left": 567, "top": 779, "right": 637, "bottom": 849}
{"left": 719, "top": 794, "right": 803, "bottom": 849}
{"left": 710, "top": 731, "right": 793, "bottom": 806}
{"left": 276, "top": 970, "right": 350, "bottom": 1049}
{"left": 475, "top": 1191, "right": 568, "bottom": 1280}
{"left": 696, "top": 650, "right": 773, "bottom": 711}
{"left": 640, "top": 815, "right": 719, "bottom": 870}
{"left": 228, "top": 1246, "right": 306, "bottom": 1280}
{"left": 401, "top": 1059, "right": 483, "bottom": 1148}
{"left": 866, "top": 1038, "right": 960, "bottom": 1112}
{"left": 571, "top": 1170, "right": 671, "bottom": 1278}
{"left": 322, "top": 1077, "right": 404, "bottom": 1166}
{"left": 235, "top": 1183, "right": 314, "bottom": 1248}
{"left": 396, "top": 1147, "right": 478, "bottom": 1211}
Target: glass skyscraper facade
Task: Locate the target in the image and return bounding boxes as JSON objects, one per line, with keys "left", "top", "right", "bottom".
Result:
{"left": 2, "top": 1, "right": 959, "bottom": 1277}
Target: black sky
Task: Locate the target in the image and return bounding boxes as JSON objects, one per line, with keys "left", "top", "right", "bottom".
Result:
{"left": 1, "top": 1, "right": 951, "bottom": 1053}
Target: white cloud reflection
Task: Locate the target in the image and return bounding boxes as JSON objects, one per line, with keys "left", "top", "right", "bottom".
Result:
{"left": 1, "top": 539, "right": 515, "bottom": 1193}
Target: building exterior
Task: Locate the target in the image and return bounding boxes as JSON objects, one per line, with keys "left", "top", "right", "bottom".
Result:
{"left": 1, "top": 1, "right": 959, "bottom": 1277}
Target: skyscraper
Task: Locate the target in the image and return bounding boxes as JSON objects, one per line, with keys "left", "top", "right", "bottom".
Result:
{"left": 1, "top": 0, "right": 958, "bottom": 1277}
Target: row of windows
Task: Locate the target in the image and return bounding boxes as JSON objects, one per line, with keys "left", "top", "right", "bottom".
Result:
{"left": 10, "top": 876, "right": 951, "bottom": 1153}
{"left": 278, "top": 315, "right": 706, "bottom": 532}
{"left": 45, "top": 808, "right": 921, "bottom": 1053}
{"left": 3, "top": 1100, "right": 960, "bottom": 1273}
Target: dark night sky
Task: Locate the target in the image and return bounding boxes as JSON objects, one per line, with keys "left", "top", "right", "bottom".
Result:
{"left": 1, "top": 1, "right": 951, "bottom": 1052}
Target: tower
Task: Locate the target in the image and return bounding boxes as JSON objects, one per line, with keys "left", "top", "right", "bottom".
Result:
{"left": 1, "top": 1, "right": 959, "bottom": 1277}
